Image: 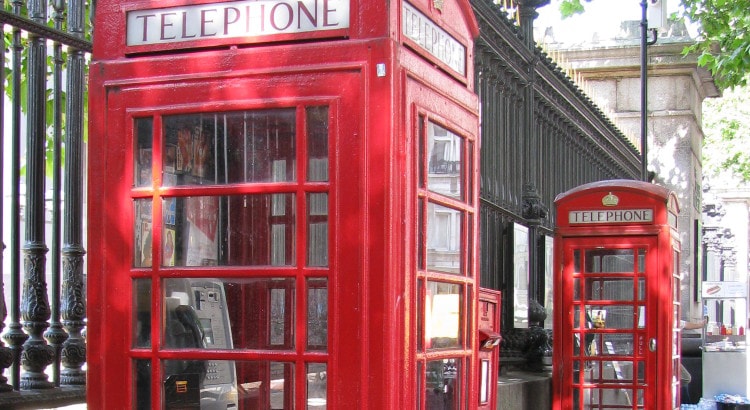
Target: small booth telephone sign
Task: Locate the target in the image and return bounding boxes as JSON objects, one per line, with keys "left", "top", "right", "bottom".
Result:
{"left": 552, "top": 180, "right": 681, "bottom": 410}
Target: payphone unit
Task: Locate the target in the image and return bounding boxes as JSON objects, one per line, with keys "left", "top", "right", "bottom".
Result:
{"left": 163, "top": 280, "right": 238, "bottom": 409}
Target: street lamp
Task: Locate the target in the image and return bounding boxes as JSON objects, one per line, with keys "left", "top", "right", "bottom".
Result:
{"left": 641, "top": 0, "right": 666, "bottom": 181}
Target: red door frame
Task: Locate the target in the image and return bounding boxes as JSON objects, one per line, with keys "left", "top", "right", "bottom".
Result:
{"left": 552, "top": 180, "right": 681, "bottom": 410}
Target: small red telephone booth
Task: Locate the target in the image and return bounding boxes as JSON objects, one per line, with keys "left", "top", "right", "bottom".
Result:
{"left": 552, "top": 180, "right": 681, "bottom": 410}
{"left": 87, "top": 0, "right": 492, "bottom": 409}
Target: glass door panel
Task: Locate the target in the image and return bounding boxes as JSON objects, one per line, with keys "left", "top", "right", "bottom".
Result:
{"left": 132, "top": 104, "right": 332, "bottom": 409}
{"left": 565, "top": 238, "right": 657, "bottom": 410}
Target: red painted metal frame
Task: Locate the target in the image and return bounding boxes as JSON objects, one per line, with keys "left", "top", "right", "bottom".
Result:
{"left": 88, "top": 0, "right": 481, "bottom": 409}
{"left": 552, "top": 180, "right": 681, "bottom": 410}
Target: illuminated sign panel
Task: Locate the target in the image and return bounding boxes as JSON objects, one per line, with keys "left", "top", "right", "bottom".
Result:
{"left": 401, "top": 2, "right": 466, "bottom": 76}
{"left": 127, "top": 0, "right": 350, "bottom": 46}
{"left": 569, "top": 209, "right": 654, "bottom": 224}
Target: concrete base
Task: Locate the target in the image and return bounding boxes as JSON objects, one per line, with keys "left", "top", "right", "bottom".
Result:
{"left": 497, "top": 370, "right": 552, "bottom": 410}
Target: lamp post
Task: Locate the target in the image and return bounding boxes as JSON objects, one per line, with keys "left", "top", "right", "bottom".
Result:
{"left": 641, "top": 0, "right": 649, "bottom": 181}
{"left": 641, "top": 0, "right": 661, "bottom": 181}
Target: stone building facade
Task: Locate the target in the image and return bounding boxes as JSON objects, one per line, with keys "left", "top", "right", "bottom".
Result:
{"left": 536, "top": 18, "right": 720, "bottom": 321}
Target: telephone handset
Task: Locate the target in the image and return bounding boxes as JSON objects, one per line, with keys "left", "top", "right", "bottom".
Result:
{"left": 164, "top": 301, "right": 208, "bottom": 409}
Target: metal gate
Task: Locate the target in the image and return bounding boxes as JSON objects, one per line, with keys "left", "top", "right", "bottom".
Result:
{"left": 0, "top": 0, "right": 91, "bottom": 406}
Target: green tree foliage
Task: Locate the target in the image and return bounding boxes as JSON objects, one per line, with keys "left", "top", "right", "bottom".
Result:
{"left": 3, "top": 1, "right": 92, "bottom": 176}
{"left": 702, "top": 85, "right": 750, "bottom": 181}
{"left": 559, "top": 0, "right": 750, "bottom": 90}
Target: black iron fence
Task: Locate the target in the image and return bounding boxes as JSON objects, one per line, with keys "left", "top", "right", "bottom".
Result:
{"left": 471, "top": 0, "right": 641, "bottom": 363}
{"left": 1, "top": 0, "right": 91, "bottom": 407}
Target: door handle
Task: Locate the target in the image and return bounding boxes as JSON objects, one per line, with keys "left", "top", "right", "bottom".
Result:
{"left": 649, "top": 338, "right": 657, "bottom": 352}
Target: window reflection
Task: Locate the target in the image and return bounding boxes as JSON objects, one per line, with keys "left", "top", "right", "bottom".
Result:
{"left": 162, "top": 109, "right": 297, "bottom": 186}
{"left": 133, "top": 279, "right": 151, "bottom": 348}
{"left": 307, "top": 279, "right": 328, "bottom": 350}
{"left": 135, "top": 118, "right": 153, "bottom": 188}
{"left": 307, "top": 363, "right": 327, "bottom": 409}
{"left": 514, "top": 223, "right": 529, "bottom": 328}
{"left": 585, "top": 249, "right": 635, "bottom": 273}
{"left": 161, "top": 194, "right": 295, "bottom": 267}
{"left": 307, "top": 193, "right": 328, "bottom": 267}
{"left": 427, "top": 122, "right": 462, "bottom": 200}
{"left": 307, "top": 106, "right": 329, "bottom": 182}
{"left": 425, "top": 281, "right": 462, "bottom": 349}
{"left": 426, "top": 202, "right": 462, "bottom": 275}
{"left": 134, "top": 199, "right": 153, "bottom": 268}
{"left": 425, "top": 358, "right": 460, "bottom": 409}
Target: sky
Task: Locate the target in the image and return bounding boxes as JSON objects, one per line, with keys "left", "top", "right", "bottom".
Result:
{"left": 533, "top": 0, "right": 692, "bottom": 46}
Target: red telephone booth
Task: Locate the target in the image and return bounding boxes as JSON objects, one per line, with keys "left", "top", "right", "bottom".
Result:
{"left": 87, "top": 0, "right": 491, "bottom": 408}
{"left": 552, "top": 180, "right": 681, "bottom": 410}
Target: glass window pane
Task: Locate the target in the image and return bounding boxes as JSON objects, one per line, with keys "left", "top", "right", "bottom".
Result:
{"left": 307, "top": 363, "right": 327, "bottom": 409}
{"left": 417, "top": 279, "right": 425, "bottom": 352}
{"left": 544, "top": 236, "right": 554, "bottom": 329}
{"left": 585, "top": 278, "right": 635, "bottom": 301}
{"left": 134, "top": 279, "right": 151, "bottom": 348}
{"left": 418, "top": 198, "right": 425, "bottom": 271}
{"left": 638, "top": 249, "right": 646, "bottom": 272}
{"left": 514, "top": 223, "right": 529, "bottom": 328}
{"left": 307, "top": 279, "right": 328, "bottom": 351}
{"left": 585, "top": 249, "right": 635, "bottom": 273}
{"left": 307, "top": 106, "right": 329, "bottom": 182}
{"left": 601, "top": 334, "right": 634, "bottom": 355}
{"left": 162, "top": 109, "right": 296, "bottom": 186}
{"left": 163, "top": 278, "right": 295, "bottom": 350}
{"left": 480, "top": 359, "right": 489, "bottom": 403}
{"left": 134, "top": 199, "right": 153, "bottom": 268}
{"left": 135, "top": 118, "right": 153, "bottom": 188}
{"left": 162, "top": 194, "right": 295, "bottom": 267}
{"left": 426, "top": 202, "right": 462, "bottom": 275}
{"left": 269, "top": 288, "right": 287, "bottom": 346}
{"left": 425, "top": 281, "right": 462, "bottom": 349}
{"left": 417, "top": 361, "right": 424, "bottom": 406}
{"left": 427, "top": 122, "right": 463, "bottom": 200}
{"left": 134, "top": 359, "right": 151, "bottom": 409}
{"left": 425, "top": 358, "right": 460, "bottom": 410}
{"left": 307, "top": 193, "right": 328, "bottom": 267}
{"left": 419, "top": 115, "right": 425, "bottom": 189}
{"left": 162, "top": 360, "right": 293, "bottom": 409}
{"left": 586, "top": 305, "right": 635, "bottom": 329}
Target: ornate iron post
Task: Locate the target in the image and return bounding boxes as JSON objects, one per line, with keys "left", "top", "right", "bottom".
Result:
{"left": 0, "top": 16, "right": 15, "bottom": 393}
{"left": 20, "top": 0, "right": 54, "bottom": 389}
{"left": 43, "top": 0, "right": 70, "bottom": 387}
{"left": 60, "top": 0, "right": 89, "bottom": 385}
{"left": 3, "top": 0, "right": 30, "bottom": 391}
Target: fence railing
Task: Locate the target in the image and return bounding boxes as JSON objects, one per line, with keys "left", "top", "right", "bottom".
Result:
{"left": 0, "top": 1, "right": 91, "bottom": 407}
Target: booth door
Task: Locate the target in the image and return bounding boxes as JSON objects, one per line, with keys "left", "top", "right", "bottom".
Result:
{"left": 103, "top": 70, "right": 364, "bottom": 409}
{"left": 559, "top": 236, "right": 662, "bottom": 409}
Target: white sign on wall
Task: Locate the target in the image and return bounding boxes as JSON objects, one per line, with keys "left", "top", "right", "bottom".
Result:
{"left": 127, "top": 0, "right": 350, "bottom": 46}
{"left": 703, "top": 281, "right": 748, "bottom": 299}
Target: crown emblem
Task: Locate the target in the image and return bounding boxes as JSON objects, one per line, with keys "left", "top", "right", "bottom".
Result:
{"left": 602, "top": 192, "right": 619, "bottom": 207}
{"left": 434, "top": 0, "right": 444, "bottom": 11}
